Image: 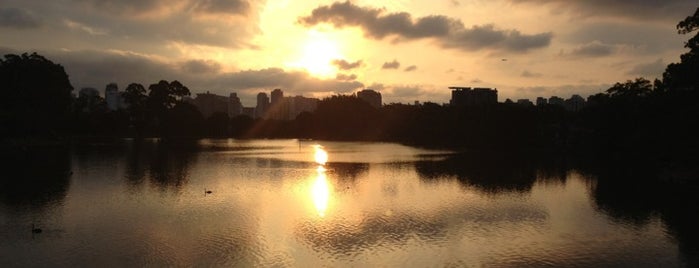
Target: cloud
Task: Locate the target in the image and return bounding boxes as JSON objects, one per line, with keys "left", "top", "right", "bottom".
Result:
{"left": 181, "top": 59, "right": 221, "bottom": 74}
{"left": 508, "top": 0, "right": 697, "bottom": 21}
{"left": 335, "top": 73, "right": 357, "bottom": 81}
{"left": 189, "top": 0, "right": 250, "bottom": 15}
{"left": 566, "top": 22, "right": 679, "bottom": 54}
{"left": 298, "top": 1, "right": 552, "bottom": 53}
{"left": 521, "top": 70, "right": 543, "bottom": 78}
{"left": 404, "top": 65, "right": 417, "bottom": 72}
{"left": 567, "top": 41, "right": 616, "bottom": 57}
{"left": 54, "top": 0, "right": 261, "bottom": 48}
{"left": 331, "top": 59, "right": 363, "bottom": 70}
{"left": 0, "top": 7, "right": 41, "bottom": 29}
{"left": 382, "top": 59, "right": 400, "bottom": 69}
{"left": 627, "top": 58, "right": 665, "bottom": 78}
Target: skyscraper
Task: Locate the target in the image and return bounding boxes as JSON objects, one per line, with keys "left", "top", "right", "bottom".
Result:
{"left": 256, "top": 92, "right": 270, "bottom": 119}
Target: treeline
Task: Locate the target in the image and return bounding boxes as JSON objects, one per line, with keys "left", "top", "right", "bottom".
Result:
{"left": 1, "top": 8, "right": 698, "bottom": 160}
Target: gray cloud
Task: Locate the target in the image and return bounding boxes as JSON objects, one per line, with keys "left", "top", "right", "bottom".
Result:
{"left": 298, "top": 1, "right": 552, "bottom": 53}
{"left": 627, "top": 58, "right": 665, "bottom": 78}
{"left": 23, "top": 0, "right": 262, "bottom": 48}
{"left": 331, "top": 59, "right": 363, "bottom": 70}
{"left": 181, "top": 59, "right": 221, "bottom": 74}
{"left": 336, "top": 73, "right": 358, "bottom": 81}
{"left": 521, "top": 70, "right": 543, "bottom": 78}
{"left": 189, "top": 0, "right": 250, "bottom": 15}
{"left": 568, "top": 41, "right": 616, "bottom": 57}
{"left": 508, "top": 0, "right": 697, "bottom": 21}
{"left": 382, "top": 59, "right": 400, "bottom": 69}
{"left": 565, "top": 22, "right": 681, "bottom": 54}
{"left": 0, "top": 7, "right": 41, "bottom": 28}
{"left": 404, "top": 65, "right": 417, "bottom": 72}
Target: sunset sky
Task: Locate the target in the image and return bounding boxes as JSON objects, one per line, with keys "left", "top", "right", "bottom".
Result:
{"left": 1, "top": 0, "right": 696, "bottom": 106}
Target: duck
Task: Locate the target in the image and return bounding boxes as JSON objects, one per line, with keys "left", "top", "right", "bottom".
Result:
{"left": 31, "top": 224, "right": 42, "bottom": 234}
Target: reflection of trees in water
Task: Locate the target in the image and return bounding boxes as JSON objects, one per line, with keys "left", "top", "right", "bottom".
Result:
{"left": 0, "top": 146, "right": 71, "bottom": 211}
{"left": 414, "top": 152, "right": 569, "bottom": 193}
{"left": 588, "top": 163, "right": 699, "bottom": 267}
{"left": 144, "top": 140, "right": 196, "bottom": 192}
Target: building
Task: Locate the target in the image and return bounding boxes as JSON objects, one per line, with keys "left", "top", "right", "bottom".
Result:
{"left": 289, "top": 95, "right": 319, "bottom": 119}
{"left": 564, "top": 94, "right": 586, "bottom": 111}
{"left": 357, "top": 89, "right": 382, "bottom": 109}
{"left": 536, "top": 97, "right": 547, "bottom": 106}
{"left": 548, "top": 96, "right": 565, "bottom": 106}
{"left": 255, "top": 92, "right": 270, "bottom": 119}
{"left": 104, "top": 83, "right": 125, "bottom": 111}
{"left": 516, "top": 99, "right": 534, "bottom": 106}
{"left": 449, "top": 87, "right": 497, "bottom": 106}
{"left": 228, "top": 93, "right": 243, "bottom": 117}
{"left": 193, "top": 91, "right": 228, "bottom": 118}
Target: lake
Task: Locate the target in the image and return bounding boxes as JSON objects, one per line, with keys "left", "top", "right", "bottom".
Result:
{"left": 1, "top": 139, "right": 697, "bottom": 267}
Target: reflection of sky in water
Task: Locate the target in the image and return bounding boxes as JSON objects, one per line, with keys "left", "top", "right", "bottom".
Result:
{"left": 0, "top": 139, "right": 687, "bottom": 267}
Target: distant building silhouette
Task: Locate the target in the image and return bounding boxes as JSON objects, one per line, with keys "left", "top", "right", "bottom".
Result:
{"left": 357, "top": 89, "right": 382, "bottom": 109}
{"left": 536, "top": 97, "right": 547, "bottom": 106}
{"left": 565, "top": 94, "right": 586, "bottom": 111}
{"left": 242, "top": 107, "right": 255, "bottom": 118}
{"left": 517, "top": 99, "right": 534, "bottom": 106}
{"left": 449, "top": 87, "right": 497, "bottom": 106}
{"left": 193, "top": 91, "right": 228, "bottom": 118}
{"left": 228, "top": 93, "right": 242, "bottom": 117}
{"left": 104, "top": 83, "right": 125, "bottom": 111}
{"left": 548, "top": 96, "right": 565, "bottom": 106}
{"left": 256, "top": 92, "right": 270, "bottom": 119}
{"left": 289, "top": 95, "right": 319, "bottom": 119}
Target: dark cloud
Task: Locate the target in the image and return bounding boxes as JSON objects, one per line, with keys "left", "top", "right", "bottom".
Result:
{"left": 521, "top": 70, "right": 543, "bottom": 78}
{"left": 404, "top": 65, "right": 417, "bottom": 72}
{"left": 382, "top": 59, "right": 400, "bottom": 69}
{"left": 568, "top": 41, "right": 616, "bottom": 57}
{"left": 331, "top": 59, "right": 363, "bottom": 70}
{"left": 298, "top": 1, "right": 552, "bottom": 53}
{"left": 336, "top": 73, "right": 357, "bottom": 81}
{"left": 627, "top": 58, "right": 665, "bottom": 77}
{"left": 189, "top": 0, "right": 250, "bottom": 15}
{"left": 181, "top": 59, "right": 221, "bottom": 74}
{"left": 0, "top": 7, "right": 41, "bottom": 29}
{"left": 61, "top": 0, "right": 259, "bottom": 48}
{"left": 72, "top": 0, "right": 165, "bottom": 15}
{"left": 509, "top": 0, "right": 696, "bottom": 21}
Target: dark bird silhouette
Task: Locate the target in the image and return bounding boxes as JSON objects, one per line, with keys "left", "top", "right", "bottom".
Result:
{"left": 501, "top": 58, "right": 508, "bottom": 61}
{"left": 31, "top": 224, "right": 42, "bottom": 234}
{"left": 205, "top": 189, "right": 212, "bottom": 194}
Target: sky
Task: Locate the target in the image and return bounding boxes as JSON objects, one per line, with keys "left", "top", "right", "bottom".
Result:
{"left": 1, "top": 0, "right": 696, "bottom": 106}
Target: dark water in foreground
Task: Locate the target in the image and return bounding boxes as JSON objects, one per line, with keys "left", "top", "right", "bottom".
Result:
{"left": 1, "top": 139, "right": 697, "bottom": 267}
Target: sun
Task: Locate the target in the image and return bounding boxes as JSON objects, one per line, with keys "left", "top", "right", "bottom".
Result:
{"left": 290, "top": 31, "right": 344, "bottom": 78}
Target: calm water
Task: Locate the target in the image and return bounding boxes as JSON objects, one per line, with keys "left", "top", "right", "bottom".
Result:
{"left": 1, "top": 139, "right": 697, "bottom": 267}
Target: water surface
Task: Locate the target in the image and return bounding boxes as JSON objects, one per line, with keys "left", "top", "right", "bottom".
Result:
{"left": 0, "top": 139, "right": 695, "bottom": 267}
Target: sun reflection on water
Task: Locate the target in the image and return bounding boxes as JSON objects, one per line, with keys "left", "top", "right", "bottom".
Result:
{"left": 310, "top": 145, "right": 331, "bottom": 217}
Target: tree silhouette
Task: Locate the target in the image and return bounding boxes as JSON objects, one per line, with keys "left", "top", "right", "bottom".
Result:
{"left": 0, "top": 52, "right": 73, "bottom": 137}
{"left": 663, "top": 7, "right": 699, "bottom": 91}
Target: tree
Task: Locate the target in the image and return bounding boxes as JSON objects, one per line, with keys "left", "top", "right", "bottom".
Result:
{"left": 0, "top": 52, "right": 73, "bottom": 137}
{"left": 663, "top": 7, "right": 699, "bottom": 91}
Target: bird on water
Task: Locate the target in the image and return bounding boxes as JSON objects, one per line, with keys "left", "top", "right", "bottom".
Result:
{"left": 31, "top": 224, "right": 42, "bottom": 234}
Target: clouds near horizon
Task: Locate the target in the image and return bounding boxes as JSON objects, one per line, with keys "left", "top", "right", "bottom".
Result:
{"left": 298, "top": 1, "right": 552, "bottom": 53}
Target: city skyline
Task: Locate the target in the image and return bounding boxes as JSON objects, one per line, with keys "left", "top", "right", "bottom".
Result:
{"left": 1, "top": 0, "right": 694, "bottom": 106}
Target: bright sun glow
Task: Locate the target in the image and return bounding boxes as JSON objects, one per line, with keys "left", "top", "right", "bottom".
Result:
{"left": 311, "top": 168, "right": 330, "bottom": 217}
{"left": 313, "top": 145, "right": 328, "bottom": 165}
{"left": 291, "top": 31, "right": 343, "bottom": 78}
